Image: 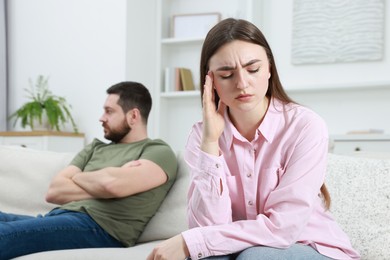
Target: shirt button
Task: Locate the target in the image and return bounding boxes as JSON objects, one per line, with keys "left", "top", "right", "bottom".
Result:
{"left": 215, "top": 163, "right": 220, "bottom": 168}
{"left": 248, "top": 200, "right": 253, "bottom": 206}
{"left": 197, "top": 253, "right": 203, "bottom": 259}
{"left": 247, "top": 172, "right": 252, "bottom": 177}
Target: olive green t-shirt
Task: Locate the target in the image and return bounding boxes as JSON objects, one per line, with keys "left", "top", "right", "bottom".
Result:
{"left": 60, "top": 138, "right": 178, "bottom": 247}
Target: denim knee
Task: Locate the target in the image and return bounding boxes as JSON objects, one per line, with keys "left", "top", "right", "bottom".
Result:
{"left": 236, "top": 244, "right": 333, "bottom": 260}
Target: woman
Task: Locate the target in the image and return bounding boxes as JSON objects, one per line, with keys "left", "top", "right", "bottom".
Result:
{"left": 148, "top": 18, "right": 360, "bottom": 260}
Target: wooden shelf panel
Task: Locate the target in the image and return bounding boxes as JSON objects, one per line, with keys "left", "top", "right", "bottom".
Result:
{"left": 0, "top": 131, "right": 85, "bottom": 137}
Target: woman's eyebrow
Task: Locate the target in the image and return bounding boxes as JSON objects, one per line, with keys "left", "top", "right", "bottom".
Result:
{"left": 216, "top": 65, "right": 235, "bottom": 71}
{"left": 244, "top": 59, "right": 261, "bottom": 67}
{"left": 216, "top": 59, "right": 262, "bottom": 71}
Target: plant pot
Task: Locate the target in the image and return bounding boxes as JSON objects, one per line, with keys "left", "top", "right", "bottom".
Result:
{"left": 31, "top": 111, "right": 51, "bottom": 131}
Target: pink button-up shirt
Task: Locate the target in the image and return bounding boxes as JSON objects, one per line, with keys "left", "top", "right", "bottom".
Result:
{"left": 182, "top": 98, "right": 360, "bottom": 260}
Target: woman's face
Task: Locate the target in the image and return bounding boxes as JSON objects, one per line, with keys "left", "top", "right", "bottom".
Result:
{"left": 208, "top": 40, "right": 270, "bottom": 113}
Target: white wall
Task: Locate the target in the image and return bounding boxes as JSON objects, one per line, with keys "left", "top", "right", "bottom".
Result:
{"left": 7, "top": 0, "right": 127, "bottom": 144}
{"left": 125, "top": 1, "right": 158, "bottom": 138}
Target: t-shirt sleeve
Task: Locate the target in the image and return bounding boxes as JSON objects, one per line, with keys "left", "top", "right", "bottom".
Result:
{"left": 139, "top": 139, "right": 178, "bottom": 182}
{"left": 69, "top": 138, "right": 103, "bottom": 170}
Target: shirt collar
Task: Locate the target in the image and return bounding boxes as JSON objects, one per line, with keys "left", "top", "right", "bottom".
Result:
{"left": 223, "top": 97, "right": 282, "bottom": 147}
{"left": 258, "top": 97, "right": 282, "bottom": 143}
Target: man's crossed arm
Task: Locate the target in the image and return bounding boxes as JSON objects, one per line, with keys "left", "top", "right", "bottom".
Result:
{"left": 46, "top": 160, "right": 167, "bottom": 205}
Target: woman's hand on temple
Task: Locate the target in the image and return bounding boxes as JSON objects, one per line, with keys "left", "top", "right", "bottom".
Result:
{"left": 201, "top": 72, "right": 226, "bottom": 155}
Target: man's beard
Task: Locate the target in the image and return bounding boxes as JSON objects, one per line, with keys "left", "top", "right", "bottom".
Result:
{"left": 103, "top": 121, "right": 131, "bottom": 143}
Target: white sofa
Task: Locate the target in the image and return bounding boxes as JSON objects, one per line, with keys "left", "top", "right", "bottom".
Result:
{"left": 0, "top": 145, "right": 389, "bottom": 260}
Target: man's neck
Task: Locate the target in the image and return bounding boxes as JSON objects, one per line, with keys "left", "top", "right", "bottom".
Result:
{"left": 119, "top": 128, "right": 148, "bottom": 144}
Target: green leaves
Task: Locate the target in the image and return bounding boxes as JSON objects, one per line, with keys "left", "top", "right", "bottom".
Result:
{"left": 9, "top": 75, "right": 79, "bottom": 133}
{"left": 25, "top": 75, "right": 51, "bottom": 104}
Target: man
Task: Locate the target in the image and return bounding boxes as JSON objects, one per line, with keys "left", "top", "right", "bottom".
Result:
{"left": 0, "top": 81, "right": 178, "bottom": 259}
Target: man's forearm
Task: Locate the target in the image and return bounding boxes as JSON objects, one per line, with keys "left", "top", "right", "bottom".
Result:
{"left": 71, "top": 160, "right": 166, "bottom": 199}
{"left": 46, "top": 166, "right": 93, "bottom": 205}
{"left": 72, "top": 168, "right": 117, "bottom": 199}
{"left": 46, "top": 174, "right": 95, "bottom": 204}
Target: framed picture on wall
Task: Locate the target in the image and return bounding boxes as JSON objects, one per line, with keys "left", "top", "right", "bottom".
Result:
{"left": 266, "top": 0, "right": 390, "bottom": 90}
{"left": 171, "top": 12, "right": 221, "bottom": 39}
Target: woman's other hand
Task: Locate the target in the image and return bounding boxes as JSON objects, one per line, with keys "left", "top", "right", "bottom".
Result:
{"left": 147, "top": 234, "right": 189, "bottom": 260}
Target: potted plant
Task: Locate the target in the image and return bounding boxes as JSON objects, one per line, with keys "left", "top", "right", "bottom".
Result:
{"left": 9, "top": 75, "right": 78, "bottom": 133}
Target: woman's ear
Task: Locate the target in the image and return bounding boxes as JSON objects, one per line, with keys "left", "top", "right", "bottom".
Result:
{"left": 268, "top": 66, "right": 271, "bottom": 79}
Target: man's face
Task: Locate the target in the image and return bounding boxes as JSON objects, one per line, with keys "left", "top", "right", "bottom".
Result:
{"left": 99, "top": 94, "right": 131, "bottom": 143}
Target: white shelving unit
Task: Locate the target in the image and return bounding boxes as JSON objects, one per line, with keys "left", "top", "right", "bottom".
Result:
{"left": 0, "top": 131, "right": 85, "bottom": 153}
{"left": 330, "top": 134, "right": 390, "bottom": 156}
{"left": 155, "top": 0, "right": 261, "bottom": 152}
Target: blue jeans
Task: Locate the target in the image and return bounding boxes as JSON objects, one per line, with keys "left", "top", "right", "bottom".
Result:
{"left": 0, "top": 209, "right": 123, "bottom": 260}
{"left": 202, "top": 244, "right": 334, "bottom": 260}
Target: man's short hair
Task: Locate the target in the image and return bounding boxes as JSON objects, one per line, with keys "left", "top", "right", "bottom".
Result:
{"left": 106, "top": 81, "right": 152, "bottom": 124}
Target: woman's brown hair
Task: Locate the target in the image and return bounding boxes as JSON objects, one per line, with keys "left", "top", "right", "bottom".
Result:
{"left": 199, "top": 18, "right": 331, "bottom": 209}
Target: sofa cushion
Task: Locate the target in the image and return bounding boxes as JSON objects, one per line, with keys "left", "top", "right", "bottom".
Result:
{"left": 326, "top": 153, "right": 390, "bottom": 260}
{"left": 138, "top": 151, "right": 190, "bottom": 242}
{"left": 0, "top": 145, "right": 75, "bottom": 215}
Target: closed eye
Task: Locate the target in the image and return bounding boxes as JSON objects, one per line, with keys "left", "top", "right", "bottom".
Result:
{"left": 217, "top": 63, "right": 260, "bottom": 79}
{"left": 219, "top": 68, "right": 259, "bottom": 79}
{"left": 220, "top": 73, "right": 233, "bottom": 79}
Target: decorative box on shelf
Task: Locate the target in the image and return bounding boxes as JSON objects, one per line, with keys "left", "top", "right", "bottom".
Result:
{"left": 0, "top": 131, "right": 85, "bottom": 153}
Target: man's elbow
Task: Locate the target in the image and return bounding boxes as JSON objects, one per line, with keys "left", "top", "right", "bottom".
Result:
{"left": 45, "top": 188, "right": 62, "bottom": 204}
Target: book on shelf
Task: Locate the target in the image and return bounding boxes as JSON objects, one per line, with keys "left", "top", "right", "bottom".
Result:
{"left": 164, "top": 67, "right": 195, "bottom": 92}
{"left": 164, "top": 67, "right": 182, "bottom": 92}
{"left": 179, "top": 68, "right": 195, "bottom": 91}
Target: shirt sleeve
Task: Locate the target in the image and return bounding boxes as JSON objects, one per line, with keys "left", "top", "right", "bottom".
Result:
{"left": 184, "top": 123, "right": 236, "bottom": 227}
{"left": 138, "top": 139, "right": 178, "bottom": 182}
{"left": 182, "top": 116, "right": 330, "bottom": 259}
{"left": 69, "top": 138, "right": 102, "bottom": 170}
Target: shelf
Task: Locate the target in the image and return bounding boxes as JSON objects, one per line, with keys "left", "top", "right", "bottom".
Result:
{"left": 331, "top": 134, "right": 390, "bottom": 141}
{"left": 161, "top": 37, "right": 204, "bottom": 45}
{"left": 286, "top": 81, "right": 390, "bottom": 93}
{"left": 160, "top": 90, "right": 200, "bottom": 99}
{"left": 0, "top": 131, "right": 85, "bottom": 137}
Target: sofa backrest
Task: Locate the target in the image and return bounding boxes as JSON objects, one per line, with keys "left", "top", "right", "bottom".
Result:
{"left": 0, "top": 145, "right": 75, "bottom": 215}
{"left": 138, "top": 151, "right": 189, "bottom": 242}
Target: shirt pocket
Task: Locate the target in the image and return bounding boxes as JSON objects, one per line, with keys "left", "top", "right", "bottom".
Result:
{"left": 258, "top": 167, "right": 282, "bottom": 212}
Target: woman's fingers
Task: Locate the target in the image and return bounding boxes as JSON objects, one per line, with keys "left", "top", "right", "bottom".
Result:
{"left": 202, "top": 73, "right": 214, "bottom": 110}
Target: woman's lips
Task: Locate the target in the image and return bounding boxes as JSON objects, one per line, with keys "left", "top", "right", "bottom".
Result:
{"left": 236, "top": 94, "right": 252, "bottom": 102}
